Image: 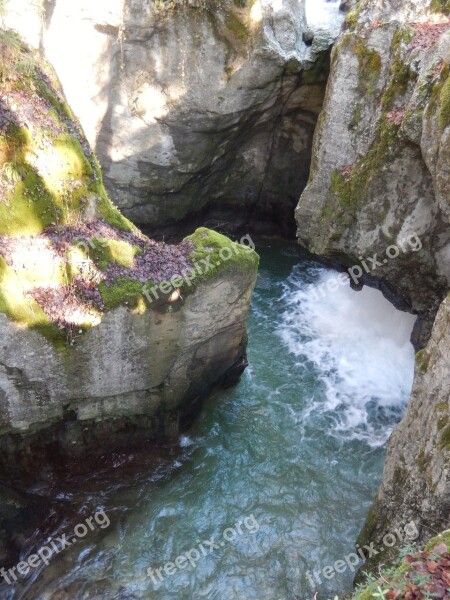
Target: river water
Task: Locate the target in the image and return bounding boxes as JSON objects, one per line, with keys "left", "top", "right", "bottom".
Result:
{"left": 10, "top": 242, "right": 417, "bottom": 600}
{"left": 305, "top": 0, "right": 344, "bottom": 36}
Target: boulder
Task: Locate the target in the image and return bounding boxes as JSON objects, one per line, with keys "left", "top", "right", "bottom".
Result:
{"left": 295, "top": 0, "right": 450, "bottom": 343}
{"left": 0, "top": 30, "right": 259, "bottom": 472}
{"left": 358, "top": 295, "right": 450, "bottom": 572}
{"left": 3, "top": 0, "right": 336, "bottom": 237}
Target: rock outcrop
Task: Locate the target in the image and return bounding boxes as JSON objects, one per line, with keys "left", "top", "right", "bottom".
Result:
{"left": 295, "top": 0, "right": 450, "bottom": 342}
{"left": 295, "top": 0, "right": 450, "bottom": 574}
{"left": 0, "top": 30, "right": 259, "bottom": 473}
{"left": 357, "top": 295, "right": 450, "bottom": 567}
{"left": 3, "top": 0, "right": 337, "bottom": 237}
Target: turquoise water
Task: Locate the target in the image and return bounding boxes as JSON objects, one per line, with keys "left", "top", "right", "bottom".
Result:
{"left": 13, "top": 242, "right": 416, "bottom": 600}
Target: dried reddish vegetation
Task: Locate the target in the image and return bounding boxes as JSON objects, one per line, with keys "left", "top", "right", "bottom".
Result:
{"left": 369, "top": 19, "right": 383, "bottom": 31}
{"left": 338, "top": 164, "right": 354, "bottom": 178}
{"left": 0, "top": 220, "right": 194, "bottom": 333}
{"left": 385, "top": 542, "right": 450, "bottom": 600}
{"left": 45, "top": 221, "right": 194, "bottom": 286}
{"left": 386, "top": 108, "right": 407, "bottom": 126}
{"left": 410, "top": 21, "right": 450, "bottom": 51}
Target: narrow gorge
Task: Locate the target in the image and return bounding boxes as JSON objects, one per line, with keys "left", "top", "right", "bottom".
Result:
{"left": 0, "top": 0, "right": 448, "bottom": 599}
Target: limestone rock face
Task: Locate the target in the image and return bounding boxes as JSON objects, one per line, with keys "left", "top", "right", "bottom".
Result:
{"left": 295, "top": 0, "right": 450, "bottom": 338}
{"left": 0, "top": 253, "right": 257, "bottom": 465}
{"left": 3, "top": 0, "right": 337, "bottom": 237}
{"left": 294, "top": 0, "right": 450, "bottom": 570}
{"left": 358, "top": 295, "right": 450, "bottom": 565}
{"left": 0, "top": 31, "right": 259, "bottom": 469}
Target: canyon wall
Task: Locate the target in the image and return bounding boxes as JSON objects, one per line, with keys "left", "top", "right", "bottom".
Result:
{"left": 296, "top": 0, "right": 450, "bottom": 571}
{"left": 0, "top": 31, "right": 258, "bottom": 473}
{"left": 358, "top": 294, "right": 450, "bottom": 564}
{"left": 296, "top": 0, "right": 450, "bottom": 342}
{"left": 2, "top": 0, "right": 336, "bottom": 237}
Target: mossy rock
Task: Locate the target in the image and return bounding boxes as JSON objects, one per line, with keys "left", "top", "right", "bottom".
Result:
{"left": 343, "top": 1, "right": 364, "bottom": 31}
{"left": 438, "top": 73, "right": 450, "bottom": 130}
{"left": 415, "top": 348, "right": 430, "bottom": 374}
{"left": 224, "top": 11, "right": 250, "bottom": 43}
{"left": 186, "top": 227, "right": 259, "bottom": 280}
{"left": 0, "top": 30, "right": 134, "bottom": 236}
{"left": 355, "top": 41, "right": 382, "bottom": 96}
{"left": 439, "top": 424, "right": 450, "bottom": 451}
{"left": 349, "top": 103, "right": 363, "bottom": 130}
{"left": 416, "top": 448, "right": 429, "bottom": 473}
{"left": 380, "top": 27, "right": 415, "bottom": 111}
{"left": 328, "top": 115, "right": 400, "bottom": 222}
{"left": 0, "top": 31, "right": 260, "bottom": 347}
{"left": 86, "top": 227, "right": 258, "bottom": 313}
{"left": 86, "top": 238, "right": 140, "bottom": 270}
{"left": 0, "top": 256, "right": 62, "bottom": 344}
{"left": 317, "top": 27, "right": 418, "bottom": 241}
{"left": 340, "top": 34, "right": 382, "bottom": 96}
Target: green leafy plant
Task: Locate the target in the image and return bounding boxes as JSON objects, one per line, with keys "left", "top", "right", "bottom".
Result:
{"left": 372, "top": 585, "right": 389, "bottom": 599}
{"left": 352, "top": 533, "right": 450, "bottom": 600}
{"left": 398, "top": 543, "right": 417, "bottom": 559}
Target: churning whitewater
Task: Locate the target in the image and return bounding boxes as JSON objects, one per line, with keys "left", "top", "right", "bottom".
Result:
{"left": 12, "top": 245, "right": 417, "bottom": 600}
{"left": 278, "top": 266, "right": 417, "bottom": 447}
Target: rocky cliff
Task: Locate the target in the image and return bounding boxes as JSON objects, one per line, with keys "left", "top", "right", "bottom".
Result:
{"left": 296, "top": 0, "right": 450, "bottom": 343}
{"left": 0, "top": 30, "right": 258, "bottom": 473}
{"left": 295, "top": 0, "right": 450, "bottom": 574}
{"left": 2, "top": 0, "right": 336, "bottom": 238}
{"left": 358, "top": 294, "right": 450, "bottom": 568}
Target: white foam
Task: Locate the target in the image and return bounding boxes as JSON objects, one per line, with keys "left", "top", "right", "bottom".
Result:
{"left": 278, "top": 268, "right": 416, "bottom": 446}
{"left": 179, "top": 436, "right": 193, "bottom": 448}
{"left": 305, "top": 0, "right": 344, "bottom": 35}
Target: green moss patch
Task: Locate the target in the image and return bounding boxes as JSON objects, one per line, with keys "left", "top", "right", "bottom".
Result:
{"left": 355, "top": 40, "right": 382, "bottom": 96}
{"left": 438, "top": 73, "right": 450, "bottom": 130}
{"left": 343, "top": 1, "right": 364, "bottom": 31}
{"left": 439, "top": 424, "right": 450, "bottom": 450}
{"left": 431, "top": 0, "right": 450, "bottom": 15}
{"left": 225, "top": 12, "right": 249, "bottom": 43}
{"left": 0, "top": 256, "right": 65, "bottom": 346}
{"left": 186, "top": 227, "right": 259, "bottom": 281}
{"left": 87, "top": 238, "right": 140, "bottom": 270}
{"left": 98, "top": 278, "right": 144, "bottom": 311}
{"left": 416, "top": 348, "right": 430, "bottom": 374}
{"left": 329, "top": 114, "right": 399, "bottom": 222}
